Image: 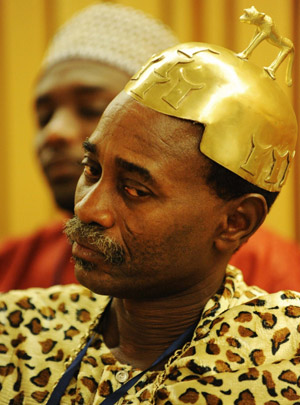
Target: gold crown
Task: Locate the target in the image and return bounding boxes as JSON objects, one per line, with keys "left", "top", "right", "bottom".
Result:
{"left": 125, "top": 42, "right": 297, "bottom": 192}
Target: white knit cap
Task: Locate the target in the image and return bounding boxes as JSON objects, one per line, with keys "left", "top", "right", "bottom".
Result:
{"left": 41, "top": 2, "right": 178, "bottom": 76}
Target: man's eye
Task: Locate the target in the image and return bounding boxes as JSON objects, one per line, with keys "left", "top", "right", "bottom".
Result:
{"left": 36, "top": 110, "right": 53, "bottom": 128}
{"left": 124, "top": 186, "right": 149, "bottom": 198}
{"left": 79, "top": 107, "right": 103, "bottom": 119}
{"left": 80, "top": 159, "right": 101, "bottom": 179}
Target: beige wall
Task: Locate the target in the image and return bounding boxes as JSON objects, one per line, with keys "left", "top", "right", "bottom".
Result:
{"left": 0, "top": 0, "right": 299, "bottom": 241}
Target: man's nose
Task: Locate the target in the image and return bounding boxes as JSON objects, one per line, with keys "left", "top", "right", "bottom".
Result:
{"left": 75, "top": 182, "right": 115, "bottom": 230}
{"left": 41, "top": 108, "right": 81, "bottom": 147}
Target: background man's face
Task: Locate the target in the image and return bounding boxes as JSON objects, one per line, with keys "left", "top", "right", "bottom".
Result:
{"left": 33, "top": 59, "right": 130, "bottom": 213}
{"left": 69, "top": 92, "right": 227, "bottom": 299}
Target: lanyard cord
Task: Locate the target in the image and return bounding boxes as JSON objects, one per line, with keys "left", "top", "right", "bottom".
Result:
{"left": 46, "top": 298, "right": 113, "bottom": 405}
{"left": 46, "top": 336, "right": 94, "bottom": 405}
{"left": 47, "top": 311, "right": 197, "bottom": 405}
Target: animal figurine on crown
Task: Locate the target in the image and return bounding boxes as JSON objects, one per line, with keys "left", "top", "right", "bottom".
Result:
{"left": 237, "top": 6, "right": 294, "bottom": 86}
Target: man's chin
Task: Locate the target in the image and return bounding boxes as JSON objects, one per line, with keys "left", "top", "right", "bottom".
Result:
{"left": 73, "top": 262, "right": 113, "bottom": 296}
{"left": 73, "top": 256, "right": 97, "bottom": 272}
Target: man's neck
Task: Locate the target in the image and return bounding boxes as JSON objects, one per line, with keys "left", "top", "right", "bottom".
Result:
{"left": 102, "top": 270, "right": 225, "bottom": 370}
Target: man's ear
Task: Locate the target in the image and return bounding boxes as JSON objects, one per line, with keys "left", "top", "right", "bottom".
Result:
{"left": 215, "top": 193, "right": 268, "bottom": 253}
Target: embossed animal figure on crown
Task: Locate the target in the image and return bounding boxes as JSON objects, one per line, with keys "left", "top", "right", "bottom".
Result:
{"left": 237, "top": 6, "right": 294, "bottom": 86}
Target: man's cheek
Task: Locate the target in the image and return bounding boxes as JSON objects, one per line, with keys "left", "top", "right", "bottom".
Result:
{"left": 74, "top": 176, "right": 87, "bottom": 203}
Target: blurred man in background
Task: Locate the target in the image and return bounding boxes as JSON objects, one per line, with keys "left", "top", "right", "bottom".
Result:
{"left": 0, "top": 2, "right": 178, "bottom": 290}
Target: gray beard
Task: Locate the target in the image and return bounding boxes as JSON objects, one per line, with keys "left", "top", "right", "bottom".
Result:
{"left": 64, "top": 216, "right": 125, "bottom": 266}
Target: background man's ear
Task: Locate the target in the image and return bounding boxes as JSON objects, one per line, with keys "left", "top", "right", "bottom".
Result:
{"left": 215, "top": 194, "right": 268, "bottom": 253}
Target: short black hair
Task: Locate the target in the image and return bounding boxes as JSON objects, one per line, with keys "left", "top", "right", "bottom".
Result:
{"left": 194, "top": 122, "right": 278, "bottom": 210}
{"left": 204, "top": 158, "right": 278, "bottom": 210}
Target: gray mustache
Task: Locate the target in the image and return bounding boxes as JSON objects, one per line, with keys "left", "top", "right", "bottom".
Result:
{"left": 64, "top": 216, "right": 125, "bottom": 265}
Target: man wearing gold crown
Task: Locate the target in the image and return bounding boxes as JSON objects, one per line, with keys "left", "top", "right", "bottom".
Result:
{"left": 1, "top": 4, "right": 300, "bottom": 296}
{"left": 0, "top": 15, "right": 300, "bottom": 405}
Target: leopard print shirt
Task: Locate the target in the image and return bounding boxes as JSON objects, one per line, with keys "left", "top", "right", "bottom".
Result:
{"left": 0, "top": 266, "right": 299, "bottom": 404}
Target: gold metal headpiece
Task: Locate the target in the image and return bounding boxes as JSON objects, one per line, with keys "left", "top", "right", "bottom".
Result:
{"left": 125, "top": 12, "right": 297, "bottom": 192}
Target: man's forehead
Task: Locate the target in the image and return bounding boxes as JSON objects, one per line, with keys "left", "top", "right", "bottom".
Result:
{"left": 35, "top": 60, "right": 129, "bottom": 97}
{"left": 99, "top": 91, "right": 145, "bottom": 120}
{"left": 93, "top": 91, "right": 201, "bottom": 156}
{"left": 91, "top": 92, "right": 154, "bottom": 144}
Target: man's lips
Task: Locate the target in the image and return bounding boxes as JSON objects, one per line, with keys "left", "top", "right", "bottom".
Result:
{"left": 72, "top": 240, "right": 106, "bottom": 263}
{"left": 39, "top": 149, "right": 82, "bottom": 180}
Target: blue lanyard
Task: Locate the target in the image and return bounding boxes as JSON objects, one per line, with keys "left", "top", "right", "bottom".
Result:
{"left": 47, "top": 316, "right": 197, "bottom": 405}
{"left": 46, "top": 336, "right": 94, "bottom": 405}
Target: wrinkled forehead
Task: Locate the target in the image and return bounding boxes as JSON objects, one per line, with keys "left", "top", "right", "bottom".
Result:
{"left": 91, "top": 91, "right": 203, "bottom": 158}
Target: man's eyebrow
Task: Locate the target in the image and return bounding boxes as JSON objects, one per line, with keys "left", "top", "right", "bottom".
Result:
{"left": 116, "top": 157, "right": 155, "bottom": 184}
{"left": 74, "top": 86, "right": 105, "bottom": 96}
{"left": 35, "top": 86, "right": 104, "bottom": 106}
{"left": 83, "top": 140, "right": 97, "bottom": 155}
